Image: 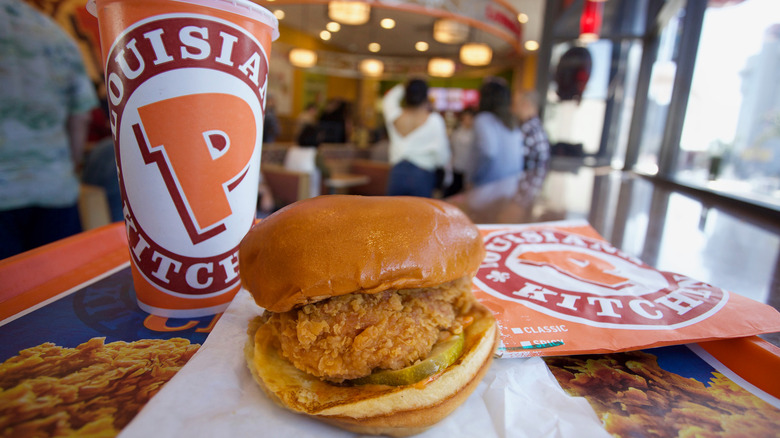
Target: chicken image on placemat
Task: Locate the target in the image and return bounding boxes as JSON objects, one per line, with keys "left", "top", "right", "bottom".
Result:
{"left": 544, "top": 349, "right": 780, "bottom": 438}
{"left": 0, "top": 337, "right": 199, "bottom": 437}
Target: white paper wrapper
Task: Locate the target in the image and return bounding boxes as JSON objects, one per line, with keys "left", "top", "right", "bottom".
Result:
{"left": 119, "top": 290, "right": 610, "bottom": 438}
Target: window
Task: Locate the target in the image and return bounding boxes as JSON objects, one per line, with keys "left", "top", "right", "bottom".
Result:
{"left": 635, "top": 7, "right": 685, "bottom": 175}
{"left": 677, "top": 0, "right": 780, "bottom": 208}
{"left": 544, "top": 40, "right": 612, "bottom": 158}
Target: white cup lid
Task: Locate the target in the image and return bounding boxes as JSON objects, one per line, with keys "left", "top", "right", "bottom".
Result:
{"left": 86, "top": 0, "right": 279, "bottom": 40}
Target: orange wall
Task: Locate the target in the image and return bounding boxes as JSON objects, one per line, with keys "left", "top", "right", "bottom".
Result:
{"left": 276, "top": 23, "right": 360, "bottom": 123}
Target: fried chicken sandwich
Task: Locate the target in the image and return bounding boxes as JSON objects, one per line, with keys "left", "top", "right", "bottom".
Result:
{"left": 239, "top": 195, "right": 498, "bottom": 437}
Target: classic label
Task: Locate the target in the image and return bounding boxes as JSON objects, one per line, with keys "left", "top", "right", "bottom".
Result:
{"left": 475, "top": 229, "right": 729, "bottom": 329}
{"left": 105, "top": 14, "right": 268, "bottom": 297}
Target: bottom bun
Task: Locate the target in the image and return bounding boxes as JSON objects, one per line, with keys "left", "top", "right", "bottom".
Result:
{"left": 245, "top": 302, "right": 498, "bottom": 437}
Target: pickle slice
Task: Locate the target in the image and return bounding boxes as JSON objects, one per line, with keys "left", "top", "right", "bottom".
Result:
{"left": 350, "top": 333, "right": 465, "bottom": 386}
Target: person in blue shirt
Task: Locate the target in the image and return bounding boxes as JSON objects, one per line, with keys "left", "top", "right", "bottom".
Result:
{"left": 470, "top": 78, "right": 524, "bottom": 186}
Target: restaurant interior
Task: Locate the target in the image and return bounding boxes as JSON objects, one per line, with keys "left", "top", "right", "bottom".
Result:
{"left": 2, "top": 1, "right": 780, "bottom": 436}
{"left": 25, "top": 0, "right": 778, "bottom": 345}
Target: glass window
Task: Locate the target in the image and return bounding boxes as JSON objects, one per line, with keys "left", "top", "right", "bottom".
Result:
{"left": 635, "top": 6, "right": 685, "bottom": 175}
{"left": 608, "top": 39, "right": 643, "bottom": 169}
{"left": 676, "top": 0, "right": 780, "bottom": 208}
{"left": 544, "top": 40, "right": 612, "bottom": 157}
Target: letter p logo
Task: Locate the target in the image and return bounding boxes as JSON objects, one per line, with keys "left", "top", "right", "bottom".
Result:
{"left": 519, "top": 251, "right": 629, "bottom": 287}
{"left": 133, "top": 93, "right": 257, "bottom": 244}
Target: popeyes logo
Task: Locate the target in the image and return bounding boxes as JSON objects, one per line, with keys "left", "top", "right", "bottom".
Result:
{"left": 475, "top": 229, "right": 729, "bottom": 329}
{"left": 105, "top": 14, "right": 268, "bottom": 297}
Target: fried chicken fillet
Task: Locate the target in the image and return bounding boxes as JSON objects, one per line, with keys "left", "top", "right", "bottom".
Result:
{"left": 265, "top": 277, "right": 474, "bottom": 382}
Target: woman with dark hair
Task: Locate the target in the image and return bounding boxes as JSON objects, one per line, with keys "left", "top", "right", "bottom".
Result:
{"left": 470, "top": 77, "right": 524, "bottom": 186}
{"left": 383, "top": 78, "right": 450, "bottom": 197}
{"left": 317, "top": 99, "right": 352, "bottom": 144}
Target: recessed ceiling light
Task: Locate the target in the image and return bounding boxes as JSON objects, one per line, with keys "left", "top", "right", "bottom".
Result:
{"left": 326, "top": 21, "right": 341, "bottom": 32}
{"left": 415, "top": 41, "right": 429, "bottom": 52}
{"left": 433, "top": 19, "right": 468, "bottom": 44}
{"left": 289, "top": 48, "right": 317, "bottom": 68}
{"left": 428, "top": 58, "right": 455, "bottom": 77}
{"left": 460, "top": 43, "right": 492, "bottom": 66}
{"left": 359, "top": 59, "right": 384, "bottom": 77}
{"left": 380, "top": 18, "right": 395, "bottom": 29}
{"left": 273, "top": 9, "right": 284, "bottom": 20}
{"left": 328, "top": 1, "right": 371, "bottom": 25}
{"left": 524, "top": 40, "right": 539, "bottom": 51}
{"left": 517, "top": 13, "right": 529, "bottom": 24}
{"left": 320, "top": 30, "right": 332, "bottom": 41}
{"left": 368, "top": 42, "right": 381, "bottom": 52}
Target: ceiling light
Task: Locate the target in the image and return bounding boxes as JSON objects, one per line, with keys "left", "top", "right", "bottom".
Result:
{"left": 524, "top": 40, "right": 539, "bottom": 51}
{"left": 459, "top": 43, "right": 492, "bottom": 66}
{"left": 368, "top": 42, "right": 381, "bottom": 52}
{"left": 328, "top": 1, "right": 371, "bottom": 26}
{"left": 428, "top": 57, "right": 455, "bottom": 77}
{"left": 320, "top": 30, "right": 332, "bottom": 41}
{"left": 273, "top": 9, "right": 285, "bottom": 20}
{"left": 517, "top": 13, "right": 528, "bottom": 24}
{"left": 326, "top": 21, "right": 341, "bottom": 32}
{"left": 359, "top": 58, "right": 384, "bottom": 77}
{"left": 380, "top": 18, "right": 395, "bottom": 29}
{"left": 433, "top": 18, "right": 469, "bottom": 44}
{"left": 289, "top": 48, "right": 317, "bottom": 68}
{"left": 415, "top": 41, "right": 429, "bottom": 52}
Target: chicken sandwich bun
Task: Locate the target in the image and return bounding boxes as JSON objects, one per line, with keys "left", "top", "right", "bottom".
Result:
{"left": 239, "top": 195, "right": 498, "bottom": 437}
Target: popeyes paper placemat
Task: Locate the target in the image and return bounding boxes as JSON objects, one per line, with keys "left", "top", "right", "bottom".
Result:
{"left": 475, "top": 220, "right": 780, "bottom": 358}
{"left": 119, "top": 289, "right": 612, "bottom": 438}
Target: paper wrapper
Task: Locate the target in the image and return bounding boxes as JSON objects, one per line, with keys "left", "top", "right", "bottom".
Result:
{"left": 119, "top": 289, "right": 611, "bottom": 438}
{"left": 475, "top": 221, "right": 780, "bottom": 358}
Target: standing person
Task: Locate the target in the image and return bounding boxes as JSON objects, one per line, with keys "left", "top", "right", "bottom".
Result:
{"left": 317, "top": 99, "right": 352, "bottom": 144}
{"left": 0, "top": 0, "right": 99, "bottom": 259}
{"left": 383, "top": 79, "right": 450, "bottom": 197}
{"left": 445, "top": 107, "right": 476, "bottom": 196}
{"left": 294, "top": 102, "right": 319, "bottom": 141}
{"left": 285, "top": 124, "right": 330, "bottom": 198}
{"left": 514, "top": 90, "right": 550, "bottom": 171}
{"left": 471, "top": 78, "right": 524, "bottom": 186}
{"left": 263, "top": 93, "right": 281, "bottom": 144}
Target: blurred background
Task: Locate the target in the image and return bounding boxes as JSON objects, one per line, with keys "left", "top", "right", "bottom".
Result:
{"left": 25, "top": 0, "right": 780, "bottom": 211}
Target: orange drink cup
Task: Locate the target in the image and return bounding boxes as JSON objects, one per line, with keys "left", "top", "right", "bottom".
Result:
{"left": 89, "top": 0, "right": 278, "bottom": 317}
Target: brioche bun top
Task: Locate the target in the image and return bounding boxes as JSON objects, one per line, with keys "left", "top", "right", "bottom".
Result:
{"left": 238, "top": 195, "right": 485, "bottom": 313}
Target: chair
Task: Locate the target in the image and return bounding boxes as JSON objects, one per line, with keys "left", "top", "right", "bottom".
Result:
{"left": 261, "top": 164, "right": 311, "bottom": 209}
{"left": 260, "top": 143, "right": 291, "bottom": 166}
{"left": 283, "top": 146, "right": 321, "bottom": 197}
{"left": 78, "top": 184, "right": 112, "bottom": 230}
{"left": 347, "top": 159, "right": 391, "bottom": 196}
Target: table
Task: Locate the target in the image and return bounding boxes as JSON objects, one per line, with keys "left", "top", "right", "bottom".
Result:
{"left": 446, "top": 166, "right": 780, "bottom": 346}
{"left": 324, "top": 173, "right": 370, "bottom": 194}
{"left": 2, "top": 174, "right": 779, "bottom": 437}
